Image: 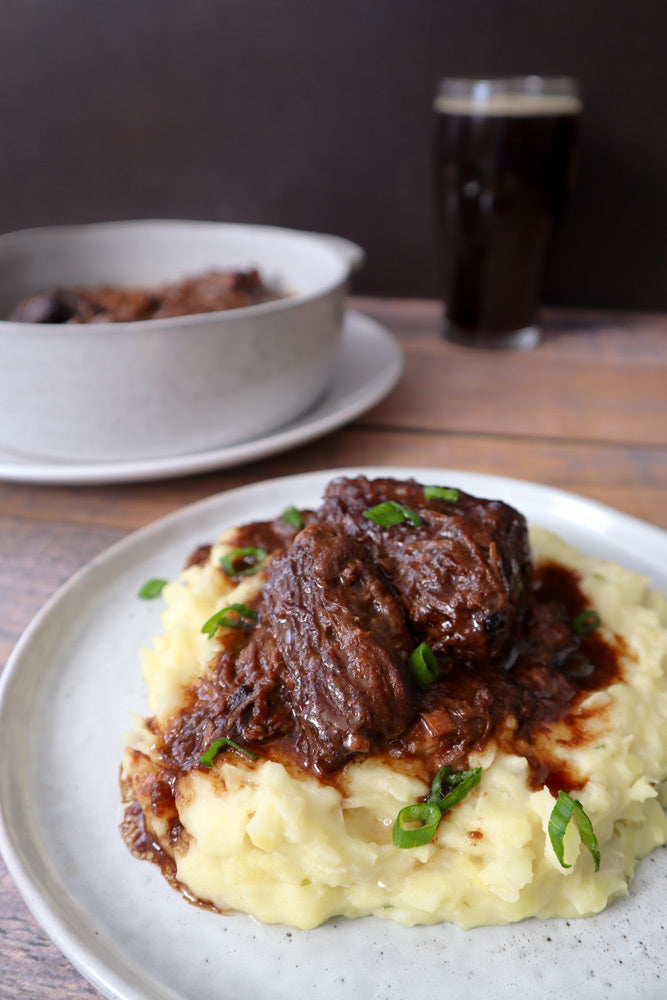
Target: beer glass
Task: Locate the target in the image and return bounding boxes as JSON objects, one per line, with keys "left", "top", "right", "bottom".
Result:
{"left": 434, "top": 76, "right": 581, "bottom": 349}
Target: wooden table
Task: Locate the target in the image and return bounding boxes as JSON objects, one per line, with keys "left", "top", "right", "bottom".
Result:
{"left": 1, "top": 297, "right": 666, "bottom": 998}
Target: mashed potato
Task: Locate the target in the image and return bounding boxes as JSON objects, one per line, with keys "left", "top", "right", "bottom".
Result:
{"left": 121, "top": 525, "right": 667, "bottom": 929}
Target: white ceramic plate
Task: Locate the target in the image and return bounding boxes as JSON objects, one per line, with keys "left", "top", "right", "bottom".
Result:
{"left": 1, "top": 468, "right": 666, "bottom": 1000}
{"left": 0, "top": 312, "right": 402, "bottom": 485}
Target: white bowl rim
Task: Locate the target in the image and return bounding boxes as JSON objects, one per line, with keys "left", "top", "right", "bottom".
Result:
{"left": 0, "top": 218, "right": 364, "bottom": 333}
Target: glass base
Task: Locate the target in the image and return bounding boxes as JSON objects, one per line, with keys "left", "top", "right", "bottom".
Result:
{"left": 443, "top": 320, "right": 541, "bottom": 350}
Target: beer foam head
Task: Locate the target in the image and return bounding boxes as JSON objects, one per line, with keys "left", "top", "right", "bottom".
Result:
{"left": 434, "top": 88, "right": 582, "bottom": 117}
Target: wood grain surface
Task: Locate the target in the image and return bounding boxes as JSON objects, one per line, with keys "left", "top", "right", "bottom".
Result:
{"left": 1, "top": 297, "right": 666, "bottom": 999}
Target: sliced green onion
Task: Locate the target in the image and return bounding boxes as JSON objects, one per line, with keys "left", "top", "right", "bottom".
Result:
{"left": 572, "top": 609, "right": 601, "bottom": 636}
{"left": 392, "top": 802, "right": 442, "bottom": 848}
{"left": 409, "top": 642, "right": 439, "bottom": 685}
{"left": 219, "top": 546, "right": 267, "bottom": 577}
{"left": 548, "top": 790, "right": 600, "bottom": 871}
{"left": 424, "top": 486, "right": 459, "bottom": 502}
{"left": 281, "top": 505, "right": 303, "bottom": 529}
{"left": 137, "top": 578, "right": 168, "bottom": 599}
{"left": 200, "top": 736, "right": 259, "bottom": 766}
{"left": 201, "top": 602, "right": 258, "bottom": 637}
{"left": 394, "top": 765, "right": 482, "bottom": 849}
{"left": 428, "top": 765, "right": 482, "bottom": 813}
{"left": 362, "top": 500, "right": 422, "bottom": 528}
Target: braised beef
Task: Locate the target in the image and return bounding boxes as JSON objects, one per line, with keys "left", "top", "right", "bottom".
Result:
{"left": 184, "top": 543, "right": 213, "bottom": 569}
{"left": 163, "top": 626, "right": 293, "bottom": 772}
{"left": 261, "top": 524, "right": 417, "bottom": 771}
{"left": 229, "top": 511, "right": 315, "bottom": 559}
{"left": 316, "top": 476, "right": 531, "bottom": 668}
{"left": 8, "top": 268, "right": 282, "bottom": 324}
{"left": 164, "top": 522, "right": 417, "bottom": 774}
{"left": 154, "top": 476, "right": 622, "bottom": 792}
{"left": 9, "top": 286, "right": 159, "bottom": 323}
{"left": 150, "top": 269, "right": 273, "bottom": 318}
{"left": 5, "top": 288, "right": 92, "bottom": 323}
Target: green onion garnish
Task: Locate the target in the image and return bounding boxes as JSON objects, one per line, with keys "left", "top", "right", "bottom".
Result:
{"left": 362, "top": 501, "right": 422, "bottom": 528}
{"left": 427, "top": 765, "right": 482, "bottom": 813}
{"left": 201, "top": 603, "right": 258, "bottom": 637}
{"left": 572, "top": 610, "right": 601, "bottom": 636}
{"left": 281, "top": 505, "right": 303, "bottom": 529}
{"left": 137, "top": 578, "right": 168, "bottom": 599}
{"left": 392, "top": 803, "right": 442, "bottom": 849}
{"left": 393, "top": 765, "right": 482, "bottom": 849}
{"left": 409, "top": 642, "right": 439, "bottom": 685}
{"left": 424, "top": 486, "right": 459, "bottom": 502}
{"left": 548, "top": 790, "right": 600, "bottom": 871}
{"left": 219, "top": 547, "right": 267, "bottom": 577}
{"left": 200, "top": 736, "right": 259, "bottom": 766}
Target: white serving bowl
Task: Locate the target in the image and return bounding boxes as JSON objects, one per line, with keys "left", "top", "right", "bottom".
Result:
{"left": 0, "top": 220, "right": 364, "bottom": 462}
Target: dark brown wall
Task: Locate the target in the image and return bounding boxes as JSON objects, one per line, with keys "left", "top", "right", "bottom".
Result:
{"left": 1, "top": 1, "right": 665, "bottom": 308}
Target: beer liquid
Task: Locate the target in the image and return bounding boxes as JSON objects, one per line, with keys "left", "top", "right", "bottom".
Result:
{"left": 434, "top": 93, "right": 581, "bottom": 339}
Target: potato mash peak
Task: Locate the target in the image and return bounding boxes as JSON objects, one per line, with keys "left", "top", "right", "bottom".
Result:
{"left": 121, "top": 476, "right": 667, "bottom": 929}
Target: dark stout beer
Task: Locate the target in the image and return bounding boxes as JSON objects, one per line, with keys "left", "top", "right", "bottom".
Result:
{"left": 434, "top": 80, "right": 581, "bottom": 348}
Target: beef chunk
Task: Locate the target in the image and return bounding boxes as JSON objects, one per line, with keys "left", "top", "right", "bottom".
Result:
{"left": 261, "top": 523, "right": 417, "bottom": 771}
{"left": 163, "top": 628, "right": 293, "bottom": 771}
{"left": 317, "top": 476, "right": 531, "bottom": 668}
{"left": 151, "top": 269, "right": 268, "bottom": 318}
{"left": 8, "top": 288, "right": 89, "bottom": 323}
{"left": 8, "top": 269, "right": 280, "bottom": 323}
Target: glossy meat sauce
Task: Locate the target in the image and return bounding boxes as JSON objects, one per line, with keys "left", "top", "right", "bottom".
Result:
{"left": 151, "top": 477, "right": 622, "bottom": 818}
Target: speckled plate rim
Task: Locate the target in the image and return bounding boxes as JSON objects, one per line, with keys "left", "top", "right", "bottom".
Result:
{"left": 0, "top": 468, "right": 666, "bottom": 1000}
{"left": 0, "top": 311, "right": 403, "bottom": 485}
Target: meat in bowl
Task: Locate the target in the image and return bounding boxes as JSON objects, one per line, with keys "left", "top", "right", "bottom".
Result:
{"left": 8, "top": 269, "right": 283, "bottom": 324}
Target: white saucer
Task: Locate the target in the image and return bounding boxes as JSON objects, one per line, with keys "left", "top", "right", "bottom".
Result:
{"left": 0, "top": 311, "right": 403, "bottom": 485}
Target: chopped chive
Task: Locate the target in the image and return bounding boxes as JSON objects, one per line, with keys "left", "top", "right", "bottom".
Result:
{"left": 219, "top": 546, "right": 267, "bottom": 577}
{"left": 548, "top": 790, "right": 600, "bottom": 871}
{"left": 573, "top": 610, "right": 601, "bottom": 636}
{"left": 281, "top": 505, "right": 303, "bottom": 529}
{"left": 200, "top": 736, "right": 258, "bottom": 766}
{"left": 137, "top": 578, "right": 168, "bottom": 599}
{"left": 409, "top": 642, "right": 439, "bottom": 685}
{"left": 362, "top": 500, "right": 422, "bottom": 528}
{"left": 201, "top": 602, "right": 258, "bottom": 637}
{"left": 424, "top": 486, "right": 459, "bottom": 502}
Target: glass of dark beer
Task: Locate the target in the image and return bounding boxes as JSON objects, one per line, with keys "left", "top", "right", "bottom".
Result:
{"left": 434, "top": 76, "right": 581, "bottom": 349}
